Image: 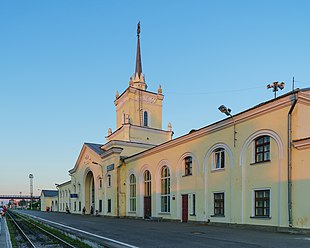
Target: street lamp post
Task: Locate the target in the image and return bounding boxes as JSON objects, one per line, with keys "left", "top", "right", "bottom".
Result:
{"left": 218, "top": 105, "right": 237, "bottom": 147}
{"left": 29, "top": 174, "right": 34, "bottom": 210}
{"left": 55, "top": 184, "right": 60, "bottom": 212}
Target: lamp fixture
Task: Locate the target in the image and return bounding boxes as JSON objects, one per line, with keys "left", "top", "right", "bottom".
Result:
{"left": 267, "top": 81, "right": 285, "bottom": 98}
{"left": 218, "top": 105, "right": 236, "bottom": 147}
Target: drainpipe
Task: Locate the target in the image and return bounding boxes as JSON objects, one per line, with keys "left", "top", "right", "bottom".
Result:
{"left": 288, "top": 92, "right": 297, "bottom": 227}
{"left": 117, "top": 158, "right": 125, "bottom": 217}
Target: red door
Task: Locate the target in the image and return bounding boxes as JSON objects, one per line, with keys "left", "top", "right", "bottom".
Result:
{"left": 144, "top": 196, "right": 151, "bottom": 219}
{"left": 182, "top": 194, "right": 188, "bottom": 223}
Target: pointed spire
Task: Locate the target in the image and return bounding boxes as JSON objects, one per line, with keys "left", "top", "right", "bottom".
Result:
{"left": 135, "top": 21, "right": 142, "bottom": 78}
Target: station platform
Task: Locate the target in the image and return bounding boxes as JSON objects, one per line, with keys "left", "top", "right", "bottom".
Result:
{"left": 0, "top": 217, "right": 12, "bottom": 248}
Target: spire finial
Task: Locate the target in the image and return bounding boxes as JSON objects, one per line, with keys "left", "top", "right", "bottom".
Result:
{"left": 137, "top": 21, "right": 140, "bottom": 36}
{"left": 135, "top": 22, "right": 142, "bottom": 78}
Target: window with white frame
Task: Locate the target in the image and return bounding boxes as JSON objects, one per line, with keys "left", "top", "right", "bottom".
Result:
{"left": 189, "top": 193, "right": 196, "bottom": 216}
{"left": 214, "top": 148, "right": 225, "bottom": 169}
{"left": 144, "top": 170, "right": 151, "bottom": 197}
{"left": 107, "top": 175, "right": 111, "bottom": 187}
{"left": 161, "top": 166, "right": 170, "bottom": 213}
{"left": 254, "top": 189, "right": 270, "bottom": 217}
{"left": 184, "top": 156, "right": 192, "bottom": 176}
{"left": 213, "top": 192, "right": 224, "bottom": 216}
{"left": 129, "top": 174, "right": 136, "bottom": 212}
{"left": 255, "top": 136, "right": 270, "bottom": 163}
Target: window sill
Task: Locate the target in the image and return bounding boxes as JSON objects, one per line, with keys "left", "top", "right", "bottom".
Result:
{"left": 158, "top": 212, "right": 171, "bottom": 215}
{"left": 189, "top": 214, "right": 196, "bottom": 216}
{"left": 128, "top": 211, "right": 136, "bottom": 214}
{"left": 250, "top": 160, "right": 271, "bottom": 165}
{"left": 211, "top": 168, "right": 225, "bottom": 172}
{"left": 211, "top": 215, "right": 225, "bottom": 217}
{"left": 182, "top": 174, "right": 192, "bottom": 177}
{"left": 250, "top": 216, "right": 271, "bottom": 219}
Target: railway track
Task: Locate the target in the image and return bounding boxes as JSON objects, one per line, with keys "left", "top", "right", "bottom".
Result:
{"left": 7, "top": 210, "right": 79, "bottom": 247}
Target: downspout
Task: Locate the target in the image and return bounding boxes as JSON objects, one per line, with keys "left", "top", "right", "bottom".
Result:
{"left": 117, "top": 158, "right": 125, "bottom": 217}
{"left": 288, "top": 92, "right": 297, "bottom": 227}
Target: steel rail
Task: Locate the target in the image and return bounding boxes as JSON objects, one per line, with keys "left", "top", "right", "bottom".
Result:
{"left": 8, "top": 211, "right": 76, "bottom": 248}
{"left": 7, "top": 211, "right": 37, "bottom": 248}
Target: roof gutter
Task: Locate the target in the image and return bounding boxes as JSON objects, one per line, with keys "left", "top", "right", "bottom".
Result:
{"left": 288, "top": 91, "right": 298, "bottom": 227}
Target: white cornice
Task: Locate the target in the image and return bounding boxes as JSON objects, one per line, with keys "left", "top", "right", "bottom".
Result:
{"left": 106, "top": 123, "right": 171, "bottom": 142}
{"left": 102, "top": 140, "right": 155, "bottom": 151}
{"left": 293, "top": 137, "right": 310, "bottom": 150}
{"left": 100, "top": 147, "right": 123, "bottom": 158}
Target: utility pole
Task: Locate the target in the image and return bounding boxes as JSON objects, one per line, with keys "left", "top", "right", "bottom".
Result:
{"left": 29, "top": 174, "right": 34, "bottom": 210}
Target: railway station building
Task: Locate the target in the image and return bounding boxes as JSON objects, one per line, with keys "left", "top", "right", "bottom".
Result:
{"left": 54, "top": 24, "right": 310, "bottom": 229}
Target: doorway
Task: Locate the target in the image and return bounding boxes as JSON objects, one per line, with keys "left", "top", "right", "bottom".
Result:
{"left": 85, "top": 170, "right": 95, "bottom": 214}
{"left": 144, "top": 196, "right": 151, "bottom": 218}
{"left": 182, "top": 194, "right": 188, "bottom": 222}
{"left": 144, "top": 170, "right": 152, "bottom": 219}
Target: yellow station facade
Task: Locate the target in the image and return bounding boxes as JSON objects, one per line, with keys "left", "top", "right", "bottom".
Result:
{"left": 52, "top": 25, "right": 310, "bottom": 229}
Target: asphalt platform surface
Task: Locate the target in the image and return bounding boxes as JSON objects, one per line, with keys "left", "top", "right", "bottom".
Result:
{"left": 15, "top": 210, "right": 310, "bottom": 248}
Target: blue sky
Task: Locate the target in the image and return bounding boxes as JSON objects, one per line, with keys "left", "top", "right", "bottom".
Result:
{"left": 0, "top": 1, "right": 309, "bottom": 196}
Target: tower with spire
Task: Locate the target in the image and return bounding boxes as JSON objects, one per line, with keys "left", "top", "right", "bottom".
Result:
{"left": 106, "top": 22, "right": 173, "bottom": 145}
{"left": 130, "top": 22, "right": 146, "bottom": 90}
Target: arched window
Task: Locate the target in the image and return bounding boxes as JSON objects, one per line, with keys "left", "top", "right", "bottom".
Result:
{"left": 214, "top": 148, "right": 225, "bottom": 169}
{"left": 161, "top": 166, "right": 170, "bottom": 213}
{"left": 144, "top": 170, "right": 151, "bottom": 197}
{"left": 255, "top": 136, "right": 270, "bottom": 163}
{"left": 184, "top": 156, "right": 192, "bottom": 176}
{"left": 129, "top": 174, "right": 136, "bottom": 212}
{"left": 143, "top": 111, "right": 148, "bottom": 126}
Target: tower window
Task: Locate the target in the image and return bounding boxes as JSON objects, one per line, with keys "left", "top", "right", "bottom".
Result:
{"left": 143, "top": 111, "right": 148, "bottom": 126}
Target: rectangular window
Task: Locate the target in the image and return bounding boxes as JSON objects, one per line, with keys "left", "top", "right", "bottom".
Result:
{"left": 107, "top": 199, "right": 111, "bottom": 213}
{"left": 99, "top": 200, "right": 102, "bottom": 213}
{"left": 184, "top": 156, "right": 192, "bottom": 176}
{"left": 79, "top": 201, "right": 81, "bottom": 212}
{"left": 214, "top": 148, "right": 225, "bottom": 169}
{"left": 107, "top": 175, "right": 112, "bottom": 187}
{"left": 254, "top": 190, "right": 270, "bottom": 217}
{"left": 74, "top": 202, "right": 76, "bottom": 211}
{"left": 161, "top": 195, "right": 170, "bottom": 213}
{"left": 130, "top": 178, "right": 137, "bottom": 212}
{"left": 214, "top": 192, "right": 224, "bottom": 216}
{"left": 255, "top": 136, "right": 270, "bottom": 163}
{"left": 189, "top": 193, "right": 196, "bottom": 216}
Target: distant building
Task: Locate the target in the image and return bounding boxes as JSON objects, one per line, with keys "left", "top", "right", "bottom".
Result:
{"left": 56, "top": 24, "right": 310, "bottom": 229}
{"left": 40, "top": 190, "right": 58, "bottom": 212}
